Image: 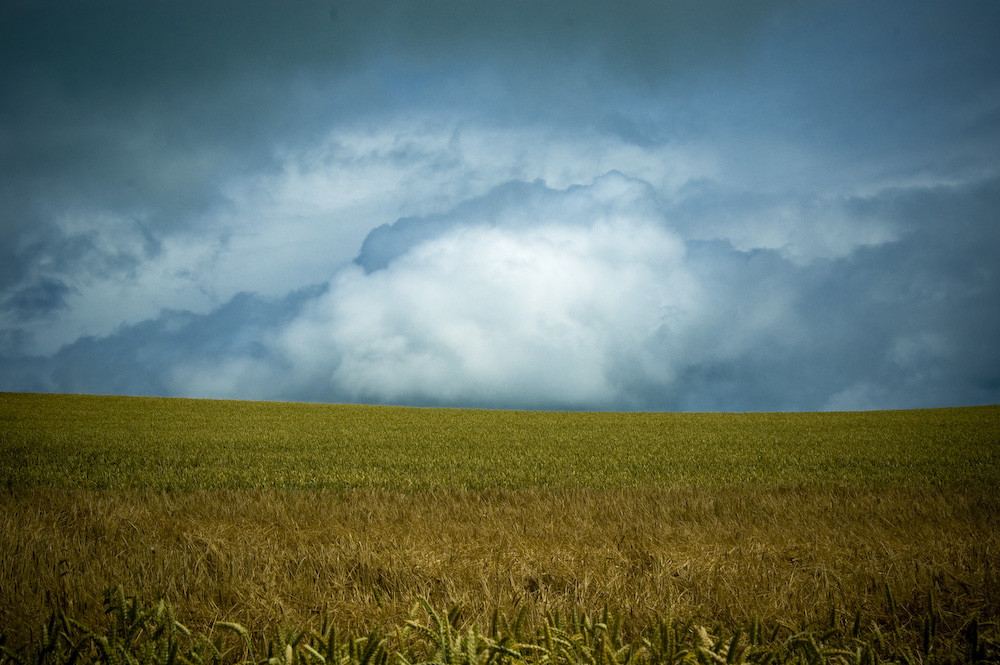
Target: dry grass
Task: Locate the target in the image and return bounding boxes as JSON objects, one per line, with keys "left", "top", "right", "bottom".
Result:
{"left": 2, "top": 486, "right": 996, "bottom": 645}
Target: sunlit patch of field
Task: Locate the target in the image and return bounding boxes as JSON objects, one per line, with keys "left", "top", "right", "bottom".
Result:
{"left": 0, "top": 393, "right": 998, "bottom": 663}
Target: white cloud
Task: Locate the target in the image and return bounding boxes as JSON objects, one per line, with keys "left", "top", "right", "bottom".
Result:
{"left": 274, "top": 172, "right": 702, "bottom": 407}
{"left": 161, "top": 170, "right": 901, "bottom": 409}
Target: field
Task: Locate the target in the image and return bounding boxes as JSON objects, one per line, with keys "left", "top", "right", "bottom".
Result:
{"left": 3, "top": 393, "right": 998, "bottom": 490}
{"left": 1, "top": 392, "right": 999, "bottom": 664}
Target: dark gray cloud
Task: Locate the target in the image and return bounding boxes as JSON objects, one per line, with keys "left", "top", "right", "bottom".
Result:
{"left": 1, "top": 0, "right": 998, "bottom": 410}
{"left": 3, "top": 278, "right": 74, "bottom": 321}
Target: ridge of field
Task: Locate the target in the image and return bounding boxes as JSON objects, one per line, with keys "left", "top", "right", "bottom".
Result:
{"left": 2, "top": 392, "right": 999, "bottom": 489}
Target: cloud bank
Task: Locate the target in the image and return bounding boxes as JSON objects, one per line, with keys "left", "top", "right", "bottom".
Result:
{"left": 6, "top": 172, "right": 998, "bottom": 411}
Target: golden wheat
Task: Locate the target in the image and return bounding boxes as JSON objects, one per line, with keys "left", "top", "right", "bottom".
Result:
{"left": 1, "top": 486, "right": 996, "bottom": 646}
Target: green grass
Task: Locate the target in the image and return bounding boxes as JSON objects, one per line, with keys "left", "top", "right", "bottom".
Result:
{"left": 1, "top": 392, "right": 998, "bottom": 490}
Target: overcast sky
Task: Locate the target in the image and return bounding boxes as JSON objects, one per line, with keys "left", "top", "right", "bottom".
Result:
{"left": 2, "top": 0, "right": 998, "bottom": 411}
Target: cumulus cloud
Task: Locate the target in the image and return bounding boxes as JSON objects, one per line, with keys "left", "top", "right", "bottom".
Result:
{"left": 156, "top": 171, "right": 988, "bottom": 412}
{"left": 276, "top": 173, "right": 697, "bottom": 408}
{"left": 4, "top": 170, "right": 998, "bottom": 411}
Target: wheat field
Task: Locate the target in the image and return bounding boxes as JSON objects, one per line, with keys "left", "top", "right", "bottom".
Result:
{"left": 2, "top": 393, "right": 997, "bottom": 490}
{"left": 1, "top": 393, "right": 998, "bottom": 662}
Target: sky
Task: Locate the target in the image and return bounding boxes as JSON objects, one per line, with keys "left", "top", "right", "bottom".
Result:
{"left": 1, "top": 0, "right": 999, "bottom": 411}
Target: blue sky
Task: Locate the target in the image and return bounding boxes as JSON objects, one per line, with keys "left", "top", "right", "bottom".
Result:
{"left": 1, "top": 0, "right": 998, "bottom": 410}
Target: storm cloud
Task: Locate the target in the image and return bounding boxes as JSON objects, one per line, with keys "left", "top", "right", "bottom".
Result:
{"left": 1, "top": 0, "right": 998, "bottom": 410}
